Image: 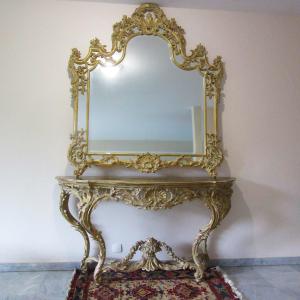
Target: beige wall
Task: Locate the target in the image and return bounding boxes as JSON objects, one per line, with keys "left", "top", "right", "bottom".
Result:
{"left": 0, "top": 0, "right": 300, "bottom": 263}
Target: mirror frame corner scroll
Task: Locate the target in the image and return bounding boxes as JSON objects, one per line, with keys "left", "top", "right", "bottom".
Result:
{"left": 67, "top": 3, "right": 224, "bottom": 177}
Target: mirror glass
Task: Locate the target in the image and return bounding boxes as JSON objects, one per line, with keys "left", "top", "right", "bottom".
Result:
{"left": 84, "top": 36, "right": 205, "bottom": 154}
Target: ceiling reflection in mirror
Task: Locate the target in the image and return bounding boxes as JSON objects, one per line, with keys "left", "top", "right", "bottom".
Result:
{"left": 82, "top": 36, "right": 204, "bottom": 155}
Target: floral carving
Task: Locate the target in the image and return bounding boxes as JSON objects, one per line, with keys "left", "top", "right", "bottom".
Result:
{"left": 68, "top": 130, "right": 223, "bottom": 177}
{"left": 134, "top": 153, "right": 161, "bottom": 173}
{"left": 68, "top": 129, "right": 89, "bottom": 176}
{"left": 57, "top": 176, "right": 234, "bottom": 282}
{"left": 108, "top": 237, "right": 194, "bottom": 274}
{"left": 110, "top": 186, "right": 198, "bottom": 210}
{"left": 205, "top": 56, "right": 224, "bottom": 99}
{"left": 68, "top": 4, "right": 224, "bottom": 177}
{"left": 202, "top": 134, "right": 223, "bottom": 177}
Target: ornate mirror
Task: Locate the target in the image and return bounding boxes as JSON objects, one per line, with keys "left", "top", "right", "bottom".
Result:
{"left": 68, "top": 3, "right": 224, "bottom": 177}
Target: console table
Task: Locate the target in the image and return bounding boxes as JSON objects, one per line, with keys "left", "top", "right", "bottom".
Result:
{"left": 57, "top": 176, "right": 234, "bottom": 283}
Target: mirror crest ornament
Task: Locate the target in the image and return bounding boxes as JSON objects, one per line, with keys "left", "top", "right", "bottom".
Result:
{"left": 68, "top": 3, "right": 224, "bottom": 177}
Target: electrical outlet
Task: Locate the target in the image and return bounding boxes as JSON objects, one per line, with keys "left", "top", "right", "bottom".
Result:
{"left": 112, "top": 243, "right": 122, "bottom": 253}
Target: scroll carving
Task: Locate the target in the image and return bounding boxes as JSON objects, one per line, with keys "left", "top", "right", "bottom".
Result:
{"left": 68, "top": 3, "right": 224, "bottom": 177}
{"left": 69, "top": 4, "right": 223, "bottom": 97}
{"left": 192, "top": 184, "right": 232, "bottom": 281}
{"left": 59, "top": 189, "right": 90, "bottom": 271}
{"left": 68, "top": 132, "right": 223, "bottom": 177}
{"left": 67, "top": 129, "right": 89, "bottom": 177}
{"left": 57, "top": 177, "right": 234, "bottom": 283}
{"left": 110, "top": 186, "right": 199, "bottom": 210}
{"left": 61, "top": 184, "right": 109, "bottom": 282}
{"left": 107, "top": 237, "right": 193, "bottom": 273}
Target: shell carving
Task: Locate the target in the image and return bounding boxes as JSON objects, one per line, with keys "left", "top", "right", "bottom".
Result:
{"left": 135, "top": 153, "right": 161, "bottom": 173}
{"left": 67, "top": 4, "right": 224, "bottom": 177}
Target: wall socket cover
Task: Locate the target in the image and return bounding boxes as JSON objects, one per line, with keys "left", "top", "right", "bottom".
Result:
{"left": 112, "top": 243, "right": 122, "bottom": 253}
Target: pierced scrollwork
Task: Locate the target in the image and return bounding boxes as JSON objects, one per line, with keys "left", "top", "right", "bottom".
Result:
{"left": 68, "top": 49, "right": 88, "bottom": 99}
{"left": 57, "top": 176, "right": 234, "bottom": 283}
{"left": 110, "top": 186, "right": 199, "bottom": 210}
{"left": 93, "top": 153, "right": 163, "bottom": 173}
{"left": 67, "top": 129, "right": 90, "bottom": 177}
{"left": 68, "top": 3, "right": 225, "bottom": 176}
{"left": 134, "top": 153, "right": 161, "bottom": 173}
{"left": 192, "top": 184, "right": 233, "bottom": 282}
{"left": 201, "top": 134, "right": 223, "bottom": 177}
{"left": 59, "top": 188, "right": 90, "bottom": 271}
{"left": 107, "top": 237, "right": 194, "bottom": 274}
{"left": 205, "top": 56, "right": 224, "bottom": 100}
{"left": 112, "top": 4, "right": 186, "bottom": 57}
{"left": 68, "top": 130, "right": 223, "bottom": 177}
{"left": 59, "top": 183, "right": 110, "bottom": 282}
{"left": 68, "top": 3, "right": 223, "bottom": 97}
{"left": 69, "top": 3, "right": 223, "bottom": 99}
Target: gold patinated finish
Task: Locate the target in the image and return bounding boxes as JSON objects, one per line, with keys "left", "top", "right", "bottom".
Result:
{"left": 68, "top": 129, "right": 89, "bottom": 177}
{"left": 108, "top": 237, "right": 193, "bottom": 273}
{"left": 57, "top": 176, "right": 234, "bottom": 282}
{"left": 68, "top": 3, "right": 224, "bottom": 177}
{"left": 69, "top": 131, "right": 223, "bottom": 177}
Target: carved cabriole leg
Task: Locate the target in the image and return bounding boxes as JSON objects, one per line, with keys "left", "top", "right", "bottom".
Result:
{"left": 58, "top": 180, "right": 233, "bottom": 284}
{"left": 79, "top": 189, "right": 107, "bottom": 284}
{"left": 192, "top": 185, "right": 232, "bottom": 282}
{"left": 59, "top": 188, "right": 90, "bottom": 272}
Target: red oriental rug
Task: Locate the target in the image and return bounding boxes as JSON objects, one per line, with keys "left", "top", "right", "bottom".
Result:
{"left": 67, "top": 267, "right": 242, "bottom": 300}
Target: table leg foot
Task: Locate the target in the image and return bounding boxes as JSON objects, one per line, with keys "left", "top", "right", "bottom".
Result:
{"left": 194, "top": 267, "right": 205, "bottom": 282}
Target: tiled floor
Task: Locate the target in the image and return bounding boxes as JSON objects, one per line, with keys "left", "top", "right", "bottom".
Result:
{"left": 224, "top": 265, "right": 300, "bottom": 300}
{"left": 0, "top": 265, "right": 299, "bottom": 300}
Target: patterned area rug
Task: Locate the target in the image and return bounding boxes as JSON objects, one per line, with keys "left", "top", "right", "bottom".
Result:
{"left": 67, "top": 267, "right": 242, "bottom": 300}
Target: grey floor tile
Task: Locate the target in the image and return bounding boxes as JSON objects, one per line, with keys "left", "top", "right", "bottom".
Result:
{"left": 223, "top": 266, "right": 270, "bottom": 284}
{"left": 0, "top": 271, "right": 73, "bottom": 300}
{"left": 223, "top": 266, "right": 274, "bottom": 300}
{"left": 0, "top": 265, "right": 299, "bottom": 299}
{"left": 224, "top": 265, "right": 300, "bottom": 300}
{"left": 238, "top": 284, "right": 300, "bottom": 300}
{"left": 290, "top": 264, "right": 300, "bottom": 272}
{"left": 254, "top": 265, "right": 300, "bottom": 296}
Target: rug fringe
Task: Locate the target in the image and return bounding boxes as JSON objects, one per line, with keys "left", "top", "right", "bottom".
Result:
{"left": 216, "top": 266, "right": 244, "bottom": 300}
{"left": 66, "top": 269, "right": 79, "bottom": 300}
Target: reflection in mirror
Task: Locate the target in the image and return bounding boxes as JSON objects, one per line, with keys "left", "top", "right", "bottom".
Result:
{"left": 206, "top": 101, "right": 215, "bottom": 134}
{"left": 85, "top": 36, "right": 204, "bottom": 154}
{"left": 78, "top": 94, "right": 86, "bottom": 131}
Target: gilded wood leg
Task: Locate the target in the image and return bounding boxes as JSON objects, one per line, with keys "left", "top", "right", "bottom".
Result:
{"left": 192, "top": 187, "right": 232, "bottom": 282}
{"left": 59, "top": 189, "right": 90, "bottom": 271}
{"left": 79, "top": 193, "right": 106, "bottom": 284}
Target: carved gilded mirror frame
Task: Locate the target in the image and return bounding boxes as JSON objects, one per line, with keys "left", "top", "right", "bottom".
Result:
{"left": 68, "top": 3, "right": 224, "bottom": 177}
